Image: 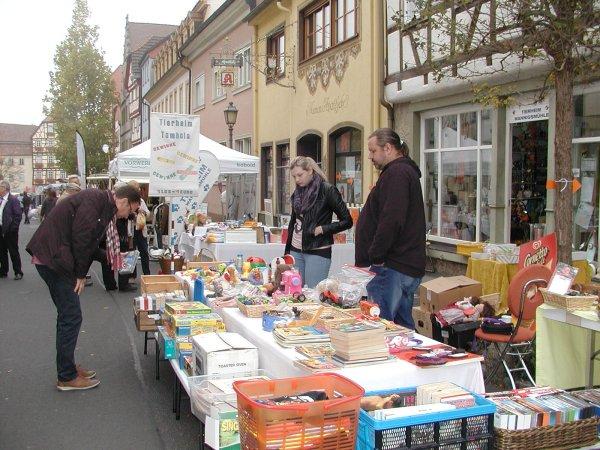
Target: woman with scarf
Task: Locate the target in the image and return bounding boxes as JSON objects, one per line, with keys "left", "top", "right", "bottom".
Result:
{"left": 284, "top": 156, "right": 353, "bottom": 288}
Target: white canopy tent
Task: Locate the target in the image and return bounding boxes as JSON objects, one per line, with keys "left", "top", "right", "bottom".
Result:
{"left": 108, "top": 134, "right": 259, "bottom": 182}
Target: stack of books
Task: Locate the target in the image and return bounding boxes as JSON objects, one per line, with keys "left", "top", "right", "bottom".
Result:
{"left": 485, "top": 387, "right": 599, "bottom": 430}
{"left": 330, "top": 322, "right": 390, "bottom": 367}
{"left": 416, "top": 382, "right": 475, "bottom": 408}
{"left": 272, "top": 326, "right": 330, "bottom": 348}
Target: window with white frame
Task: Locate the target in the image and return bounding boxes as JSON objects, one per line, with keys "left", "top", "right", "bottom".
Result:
{"left": 213, "top": 68, "right": 225, "bottom": 99}
{"left": 422, "top": 108, "right": 493, "bottom": 242}
{"left": 236, "top": 46, "right": 251, "bottom": 87}
{"left": 48, "top": 153, "right": 55, "bottom": 164}
{"left": 235, "top": 137, "right": 252, "bottom": 155}
{"left": 195, "top": 74, "right": 205, "bottom": 108}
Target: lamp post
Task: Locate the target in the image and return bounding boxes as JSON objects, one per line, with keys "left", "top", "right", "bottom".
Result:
{"left": 223, "top": 101, "right": 238, "bottom": 149}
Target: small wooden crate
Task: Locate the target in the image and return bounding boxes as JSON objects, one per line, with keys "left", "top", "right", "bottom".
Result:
{"left": 300, "top": 306, "right": 355, "bottom": 331}
{"left": 237, "top": 299, "right": 268, "bottom": 318}
{"left": 184, "top": 261, "right": 226, "bottom": 270}
{"left": 141, "top": 275, "right": 182, "bottom": 294}
{"left": 539, "top": 288, "right": 598, "bottom": 311}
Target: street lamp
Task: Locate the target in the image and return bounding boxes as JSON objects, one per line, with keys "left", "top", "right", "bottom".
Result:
{"left": 223, "top": 101, "right": 238, "bottom": 149}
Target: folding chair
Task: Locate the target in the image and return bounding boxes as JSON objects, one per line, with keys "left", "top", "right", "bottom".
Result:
{"left": 476, "top": 264, "right": 551, "bottom": 389}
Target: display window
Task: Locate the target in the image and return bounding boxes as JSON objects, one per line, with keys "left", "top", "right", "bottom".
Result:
{"left": 422, "top": 108, "right": 492, "bottom": 242}
{"left": 330, "top": 127, "right": 362, "bottom": 204}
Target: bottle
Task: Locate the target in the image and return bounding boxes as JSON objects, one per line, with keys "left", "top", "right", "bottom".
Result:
{"left": 236, "top": 254, "right": 243, "bottom": 272}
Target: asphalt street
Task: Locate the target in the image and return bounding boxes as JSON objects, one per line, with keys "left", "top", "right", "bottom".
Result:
{"left": 0, "top": 221, "right": 199, "bottom": 450}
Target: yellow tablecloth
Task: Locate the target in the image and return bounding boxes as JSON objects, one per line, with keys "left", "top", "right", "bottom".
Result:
{"left": 466, "top": 259, "right": 591, "bottom": 313}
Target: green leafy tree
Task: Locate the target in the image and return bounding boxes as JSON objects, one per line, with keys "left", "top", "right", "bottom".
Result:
{"left": 44, "top": 0, "right": 115, "bottom": 176}
{"left": 392, "top": 0, "right": 600, "bottom": 264}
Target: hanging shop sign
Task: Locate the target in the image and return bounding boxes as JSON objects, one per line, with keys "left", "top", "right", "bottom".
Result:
{"left": 508, "top": 101, "right": 549, "bottom": 123}
{"left": 518, "top": 232, "right": 557, "bottom": 272}
{"left": 150, "top": 112, "right": 200, "bottom": 197}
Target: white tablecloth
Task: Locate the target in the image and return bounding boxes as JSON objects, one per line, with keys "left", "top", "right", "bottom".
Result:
{"left": 178, "top": 235, "right": 355, "bottom": 277}
{"left": 209, "top": 304, "right": 485, "bottom": 394}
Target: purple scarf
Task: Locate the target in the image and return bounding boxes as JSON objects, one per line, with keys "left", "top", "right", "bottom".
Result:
{"left": 292, "top": 174, "right": 323, "bottom": 215}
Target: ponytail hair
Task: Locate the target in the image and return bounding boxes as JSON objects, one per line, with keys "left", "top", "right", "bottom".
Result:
{"left": 289, "top": 156, "right": 327, "bottom": 181}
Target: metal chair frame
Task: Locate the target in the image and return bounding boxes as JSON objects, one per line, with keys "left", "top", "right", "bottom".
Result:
{"left": 481, "top": 277, "right": 548, "bottom": 389}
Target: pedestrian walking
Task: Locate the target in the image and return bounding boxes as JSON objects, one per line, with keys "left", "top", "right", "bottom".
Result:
{"left": 40, "top": 188, "right": 57, "bottom": 221}
{"left": 26, "top": 185, "right": 141, "bottom": 390}
{"left": 128, "top": 180, "right": 151, "bottom": 276}
{"left": 0, "top": 180, "right": 24, "bottom": 280}
{"left": 21, "top": 191, "right": 32, "bottom": 224}
{"left": 355, "top": 128, "right": 426, "bottom": 328}
{"left": 284, "top": 156, "right": 352, "bottom": 288}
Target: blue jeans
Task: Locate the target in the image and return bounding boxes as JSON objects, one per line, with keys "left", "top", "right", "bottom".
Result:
{"left": 36, "top": 264, "right": 82, "bottom": 382}
{"left": 290, "top": 251, "right": 332, "bottom": 288}
{"left": 367, "top": 265, "right": 421, "bottom": 329}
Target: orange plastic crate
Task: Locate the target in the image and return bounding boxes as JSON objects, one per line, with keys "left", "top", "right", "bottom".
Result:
{"left": 233, "top": 373, "right": 364, "bottom": 450}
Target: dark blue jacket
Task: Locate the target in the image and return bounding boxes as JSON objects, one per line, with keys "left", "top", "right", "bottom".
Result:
{"left": 1, "top": 194, "right": 22, "bottom": 236}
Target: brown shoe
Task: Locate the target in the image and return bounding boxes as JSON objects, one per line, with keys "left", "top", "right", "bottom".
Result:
{"left": 76, "top": 365, "right": 96, "bottom": 379}
{"left": 57, "top": 376, "right": 100, "bottom": 391}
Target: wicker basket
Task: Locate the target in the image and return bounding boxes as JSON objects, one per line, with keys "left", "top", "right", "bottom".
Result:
{"left": 237, "top": 299, "right": 268, "bottom": 318}
{"left": 300, "top": 306, "right": 355, "bottom": 331}
{"left": 495, "top": 417, "right": 600, "bottom": 450}
{"left": 539, "top": 288, "right": 598, "bottom": 311}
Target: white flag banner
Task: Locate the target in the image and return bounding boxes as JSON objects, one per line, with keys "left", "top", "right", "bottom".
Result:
{"left": 75, "top": 131, "right": 86, "bottom": 188}
{"left": 198, "top": 150, "right": 220, "bottom": 203}
{"left": 150, "top": 113, "right": 200, "bottom": 197}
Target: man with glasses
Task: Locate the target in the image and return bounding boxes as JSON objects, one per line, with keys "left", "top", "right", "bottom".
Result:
{"left": 27, "top": 185, "right": 140, "bottom": 391}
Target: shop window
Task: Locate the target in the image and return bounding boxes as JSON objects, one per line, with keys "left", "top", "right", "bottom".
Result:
{"left": 261, "top": 145, "right": 273, "bottom": 210}
{"left": 423, "top": 109, "right": 493, "bottom": 242}
{"left": 330, "top": 127, "right": 362, "bottom": 204}
{"left": 276, "top": 144, "right": 291, "bottom": 214}
{"left": 574, "top": 91, "right": 600, "bottom": 138}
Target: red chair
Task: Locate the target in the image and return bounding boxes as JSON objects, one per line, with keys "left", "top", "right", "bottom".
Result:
{"left": 475, "top": 264, "right": 552, "bottom": 389}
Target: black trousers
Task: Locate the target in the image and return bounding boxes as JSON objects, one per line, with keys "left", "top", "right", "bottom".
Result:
{"left": 133, "top": 230, "right": 150, "bottom": 275}
{"left": 23, "top": 207, "right": 30, "bottom": 224}
{"left": 0, "top": 230, "right": 22, "bottom": 276}
{"left": 36, "top": 264, "right": 81, "bottom": 382}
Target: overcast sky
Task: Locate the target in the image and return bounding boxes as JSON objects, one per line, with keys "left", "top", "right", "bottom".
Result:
{"left": 0, "top": 0, "right": 195, "bottom": 126}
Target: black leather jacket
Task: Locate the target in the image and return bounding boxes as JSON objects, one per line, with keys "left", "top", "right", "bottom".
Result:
{"left": 284, "top": 182, "right": 353, "bottom": 254}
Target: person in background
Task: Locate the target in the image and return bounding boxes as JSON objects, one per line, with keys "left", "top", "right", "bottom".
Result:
{"left": 21, "top": 191, "right": 32, "bottom": 224}
{"left": 0, "top": 180, "right": 24, "bottom": 280}
{"left": 57, "top": 175, "right": 82, "bottom": 203}
{"left": 127, "top": 180, "right": 150, "bottom": 275}
{"left": 26, "top": 185, "right": 141, "bottom": 390}
{"left": 355, "top": 128, "right": 426, "bottom": 328}
{"left": 40, "top": 188, "right": 57, "bottom": 221}
{"left": 284, "top": 156, "right": 352, "bottom": 288}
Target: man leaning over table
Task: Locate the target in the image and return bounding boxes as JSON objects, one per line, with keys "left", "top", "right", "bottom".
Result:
{"left": 26, "top": 185, "right": 140, "bottom": 391}
{"left": 355, "top": 128, "right": 426, "bottom": 329}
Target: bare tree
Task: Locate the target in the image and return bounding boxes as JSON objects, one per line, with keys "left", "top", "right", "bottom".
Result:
{"left": 391, "top": 0, "right": 600, "bottom": 263}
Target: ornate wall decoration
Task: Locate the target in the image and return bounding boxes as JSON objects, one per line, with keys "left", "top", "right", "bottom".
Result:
{"left": 298, "top": 41, "right": 361, "bottom": 95}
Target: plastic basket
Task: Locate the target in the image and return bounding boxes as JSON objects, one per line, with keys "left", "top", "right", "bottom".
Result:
{"left": 357, "top": 388, "right": 496, "bottom": 450}
{"left": 233, "top": 373, "right": 364, "bottom": 450}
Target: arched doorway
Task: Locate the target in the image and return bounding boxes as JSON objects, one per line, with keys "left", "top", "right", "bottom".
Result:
{"left": 329, "top": 126, "right": 362, "bottom": 204}
{"left": 297, "top": 132, "right": 322, "bottom": 169}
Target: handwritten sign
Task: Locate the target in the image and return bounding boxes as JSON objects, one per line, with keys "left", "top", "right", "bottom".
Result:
{"left": 150, "top": 113, "right": 200, "bottom": 197}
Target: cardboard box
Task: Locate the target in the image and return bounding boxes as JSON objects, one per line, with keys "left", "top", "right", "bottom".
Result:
{"left": 192, "top": 332, "right": 258, "bottom": 376}
{"left": 133, "top": 304, "right": 160, "bottom": 331}
{"left": 141, "top": 275, "right": 182, "bottom": 294}
{"left": 412, "top": 306, "right": 433, "bottom": 338}
{"left": 418, "top": 276, "right": 482, "bottom": 313}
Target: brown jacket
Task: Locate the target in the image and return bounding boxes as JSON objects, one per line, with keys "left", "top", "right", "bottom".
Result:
{"left": 27, "top": 189, "right": 116, "bottom": 280}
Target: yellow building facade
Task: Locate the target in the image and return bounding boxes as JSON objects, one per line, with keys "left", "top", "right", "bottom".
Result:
{"left": 248, "top": 0, "right": 387, "bottom": 221}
